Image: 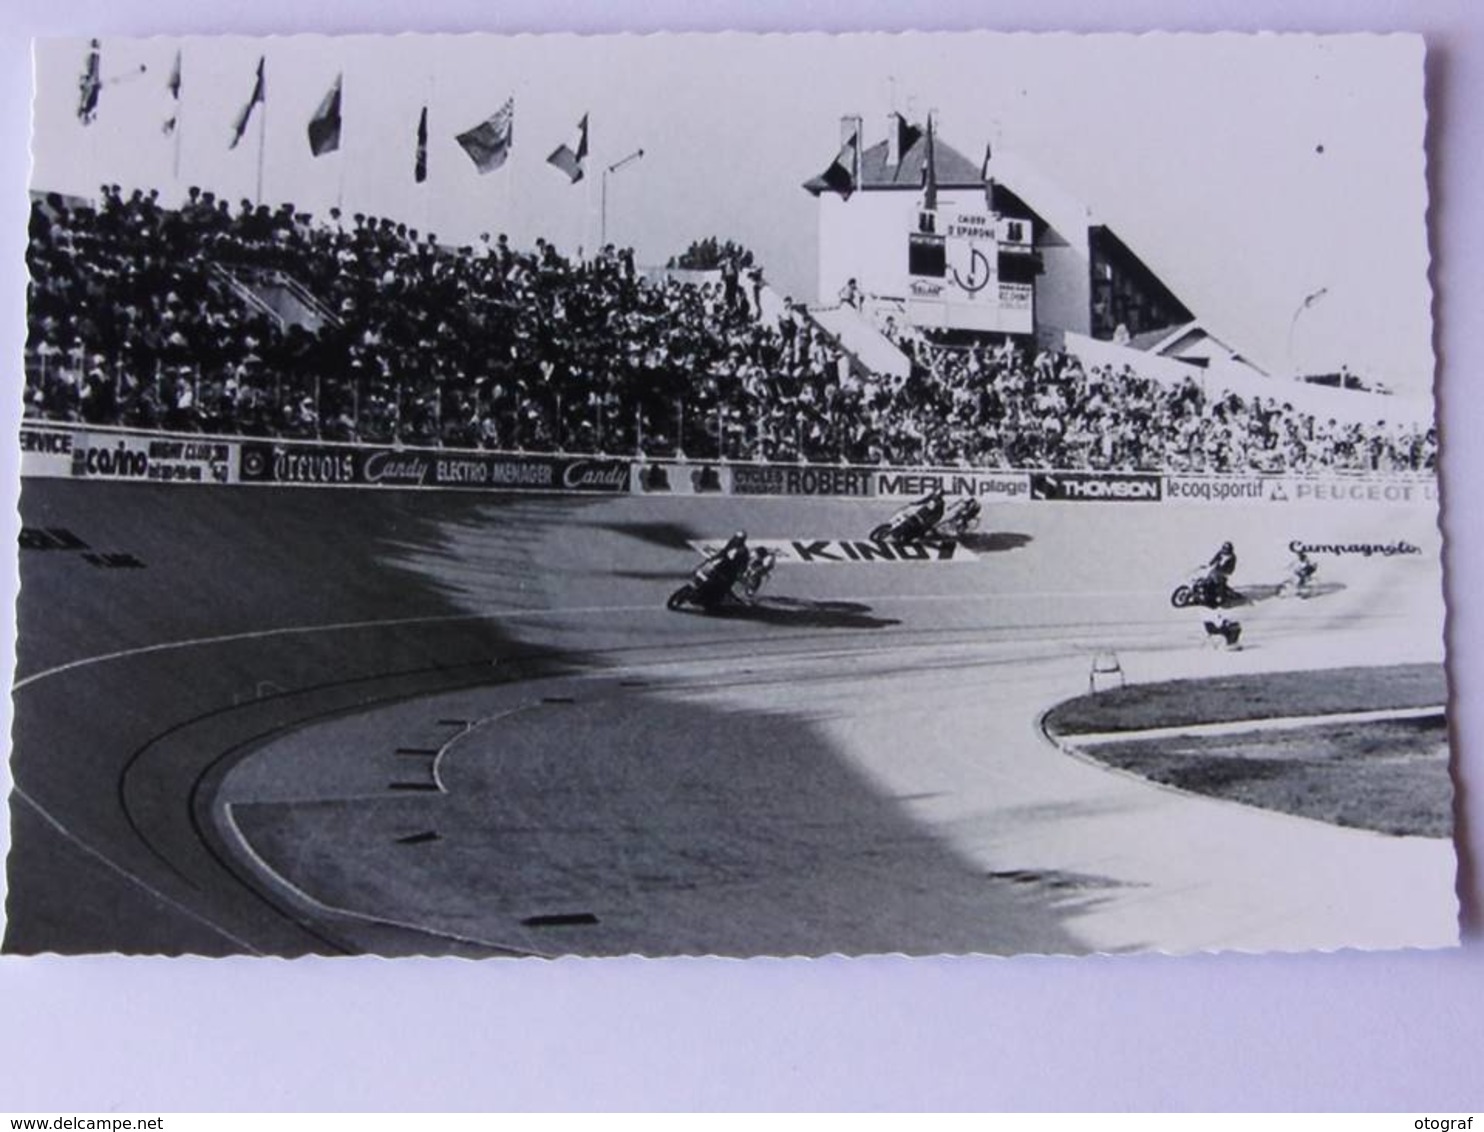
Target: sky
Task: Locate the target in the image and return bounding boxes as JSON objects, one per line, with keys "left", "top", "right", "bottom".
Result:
{"left": 30, "top": 32, "right": 1434, "bottom": 392}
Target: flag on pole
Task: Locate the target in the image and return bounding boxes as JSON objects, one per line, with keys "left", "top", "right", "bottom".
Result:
{"left": 308, "top": 74, "right": 342, "bottom": 156}
{"left": 456, "top": 97, "right": 514, "bottom": 174}
{"left": 893, "top": 112, "right": 923, "bottom": 158}
{"left": 414, "top": 105, "right": 429, "bottom": 182}
{"left": 229, "top": 56, "right": 265, "bottom": 149}
{"left": 162, "top": 49, "right": 182, "bottom": 135}
{"left": 804, "top": 130, "right": 858, "bottom": 199}
{"left": 546, "top": 113, "right": 588, "bottom": 183}
{"left": 77, "top": 39, "right": 101, "bottom": 125}
{"left": 921, "top": 115, "right": 939, "bottom": 211}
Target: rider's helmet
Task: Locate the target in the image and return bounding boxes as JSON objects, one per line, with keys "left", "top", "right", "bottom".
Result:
{"left": 723, "top": 530, "right": 748, "bottom": 557}
{"left": 1220, "top": 541, "right": 1234, "bottom": 553}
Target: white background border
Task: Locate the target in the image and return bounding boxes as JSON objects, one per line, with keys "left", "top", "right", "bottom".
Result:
{"left": 1, "top": 1, "right": 1480, "bottom": 1112}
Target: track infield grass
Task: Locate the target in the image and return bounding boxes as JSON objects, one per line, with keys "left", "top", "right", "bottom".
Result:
{"left": 1043, "top": 665, "right": 1452, "bottom": 838}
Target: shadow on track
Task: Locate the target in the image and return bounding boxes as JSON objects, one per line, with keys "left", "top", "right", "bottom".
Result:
{"left": 612, "top": 569, "right": 693, "bottom": 582}
{"left": 1233, "top": 581, "right": 1347, "bottom": 606}
{"left": 608, "top": 520, "right": 699, "bottom": 550}
{"left": 673, "top": 596, "right": 900, "bottom": 630}
{"left": 956, "top": 531, "right": 1033, "bottom": 554}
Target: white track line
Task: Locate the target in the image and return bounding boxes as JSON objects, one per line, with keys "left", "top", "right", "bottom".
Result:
{"left": 11, "top": 786, "right": 263, "bottom": 955}
{"left": 12, "top": 607, "right": 643, "bottom": 691}
{"left": 14, "top": 583, "right": 1416, "bottom": 693}
{"left": 11, "top": 591, "right": 1159, "bottom": 691}
{"left": 1063, "top": 704, "right": 1446, "bottom": 746}
{"left": 217, "top": 804, "right": 544, "bottom": 958}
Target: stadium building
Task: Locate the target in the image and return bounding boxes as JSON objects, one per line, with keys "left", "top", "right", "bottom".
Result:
{"left": 804, "top": 113, "right": 1268, "bottom": 386}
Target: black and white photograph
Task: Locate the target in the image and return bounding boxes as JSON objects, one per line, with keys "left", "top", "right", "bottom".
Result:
{"left": 5, "top": 30, "right": 1456, "bottom": 959}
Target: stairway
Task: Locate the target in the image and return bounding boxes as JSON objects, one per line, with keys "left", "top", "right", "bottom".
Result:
{"left": 209, "top": 263, "right": 341, "bottom": 334}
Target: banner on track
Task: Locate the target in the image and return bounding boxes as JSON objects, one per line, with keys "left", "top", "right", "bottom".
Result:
{"left": 1266, "top": 475, "right": 1438, "bottom": 505}
{"left": 688, "top": 537, "right": 979, "bottom": 563}
{"left": 1163, "top": 475, "right": 1268, "bottom": 504}
{"left": 1030, "top": 471, "right": 1162, "bottom": 502}
{"left": 874, "top": 469, "right": 1029, "bottom": 502}
{"left": 238, "top": 444, "right": 629, "bottom": 492}
{"left": 20, "top": 426, "right": 235, "bottom": 484}
{"left": 630, "top": 462, "right": 733, "bottom": 495}
{"left": 1165, "top": 474, "right": 1437, "bottom": 506}
{"left": 730, "top": 464, "right": 875, "bottom": 497}
{"left": 19, "top": 424, "right": 80, "bottom": 477}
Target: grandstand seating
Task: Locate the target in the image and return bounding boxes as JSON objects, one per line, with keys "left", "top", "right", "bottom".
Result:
{"left": 23, "top": 187, "right": 1437, "bottom": 474}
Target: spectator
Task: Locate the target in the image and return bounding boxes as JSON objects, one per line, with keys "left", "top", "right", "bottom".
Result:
{"left": 22, "top": 187, "right": 1438, "bottom": 475}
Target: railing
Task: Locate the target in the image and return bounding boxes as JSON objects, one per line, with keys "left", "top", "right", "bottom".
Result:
{"left": 218, "top": 262, "right": 342, "bottom": 332}
{"left": 207, "top": 263, "right": 281, "bottom": 325}
{"left": 21, "top": 346, "right": 1438, "bottom": 477}
{"left": 17, "top": 420, "right": 1439, "bottom": 515}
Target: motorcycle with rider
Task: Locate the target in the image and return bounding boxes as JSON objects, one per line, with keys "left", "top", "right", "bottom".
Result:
{"left": 1171, "top": 541, "right": 1239, "bottom": 608}
{"left": 869, "top": 488, "right": 973, "bottom": 544}
{"left": 667, "top": 531, "right": 765, "bottom": 612}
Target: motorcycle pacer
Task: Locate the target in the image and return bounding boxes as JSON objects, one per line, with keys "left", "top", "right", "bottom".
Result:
{"left": 871, "top": 488, "right": 947, "bottom": 544}
{"left": 1171, "top": 541, "right": 1239, "bottom": 609}
{"left": 667, "top": 531, "right": 752, "bottom": 612}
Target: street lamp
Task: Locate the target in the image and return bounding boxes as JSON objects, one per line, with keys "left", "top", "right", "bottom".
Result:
{"left": 601, "top": 147, "right": 645, "bottom": 248}
{"left": 1287, "top": 285, "right": 1329, "bottom": 377}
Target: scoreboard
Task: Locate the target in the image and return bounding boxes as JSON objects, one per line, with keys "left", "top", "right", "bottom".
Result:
{"left": 905, "top": 206, "right": 1036, "bottom": 334}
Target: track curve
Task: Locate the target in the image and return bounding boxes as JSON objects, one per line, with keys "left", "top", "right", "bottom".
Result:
{"left": 5, "top": 480, "right": 1456, "bottom": 955}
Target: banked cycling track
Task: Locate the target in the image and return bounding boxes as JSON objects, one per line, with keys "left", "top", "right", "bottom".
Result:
{"left": 3, "top": 479, "right": 1458, "bottom": 956}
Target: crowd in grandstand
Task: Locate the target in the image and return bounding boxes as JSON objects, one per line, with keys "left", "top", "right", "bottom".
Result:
{"left": 24, "top": 185, "right": 1437, "bottom": 475}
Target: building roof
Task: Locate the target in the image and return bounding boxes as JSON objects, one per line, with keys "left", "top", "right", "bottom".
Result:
{"left": 983, "top": 150, "right": 1092, "bottom": 244}
{"left": 803, "top": 126, "right": 986, "bottom": 196}
{"left": 1126, "top": 324, "right": 1190, "bottom": 352}
{"left": 859, "top": 134, "right": 985, "bottom": 190}
{"left": 1128, "top": 319, "right": 1270, "bottom": 378}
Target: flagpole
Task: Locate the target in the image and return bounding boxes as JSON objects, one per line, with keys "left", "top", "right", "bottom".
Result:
{"left": 172, "top": 97, "right": 183, "bottom": 185}
{"left": 255, "top": 59, "right": 267, "bottom": 207}
{"left": 584, "top": 113, "right": 594, "bottom": 259}
{"left": 336, "top": 72, "right": 347, "bottom": 213}
{"left": 169, "top": 50, "right": 182, "bottom": 186}
{"left": 424, "top": 70, "right": 435, "bottom": 239}
{"left": 83, "top": 41, "right": 99, "bottom": 198}
{"left": 503, "top": 101, "right": 514, "bottom": 245}
{"left": 336, "top": 119, "right": 347, "bottom": 214}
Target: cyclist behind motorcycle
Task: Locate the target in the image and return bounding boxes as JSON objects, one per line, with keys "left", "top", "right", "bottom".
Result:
{"left": 947, "top": 495, "right": 982, "bottom": 532}
{"left": 741, "top": 546, "right": 777, "bottom": 600}
{"left": 908, "top": 488, "right": 947, "bottom": 537}
{"left": 1285, "top": 546, "right": 1317, "bottom": 595}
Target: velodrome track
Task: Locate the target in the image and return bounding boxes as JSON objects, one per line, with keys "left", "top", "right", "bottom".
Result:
{"left": 3, "top": 479, "right": 1457, "bottom": 956}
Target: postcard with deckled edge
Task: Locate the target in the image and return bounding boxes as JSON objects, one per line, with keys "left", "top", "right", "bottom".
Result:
{"left": 5, "top": 31, "right": 1455, "bottom": 957}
